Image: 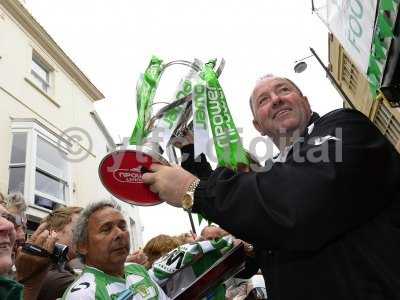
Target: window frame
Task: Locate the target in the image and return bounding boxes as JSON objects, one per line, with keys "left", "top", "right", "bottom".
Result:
{"left": 30, "top": 51, "right": 53, "bottom": 94}
{"left": 8, "top": 131, "right": 28, "bottom": 194}
{"left": 10, "top": 120, "right": 72, "bottom": 212}
{"left": 341, "top": 52, "right": 360, "bottom": 95}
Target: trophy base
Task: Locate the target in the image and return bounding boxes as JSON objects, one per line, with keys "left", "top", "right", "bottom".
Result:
{"left": 98, "top": 145, "right": 169, "bottom": 206}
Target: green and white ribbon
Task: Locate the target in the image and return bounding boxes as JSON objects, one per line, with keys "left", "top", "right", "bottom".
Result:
{"left": 130, "top": 56, "right": 163, "bottom": 145}
{"left": 192, "top": 77, "right": 211, "bottom": 159}
{"left": 149, "top": 235, "right": 234, "bottom": 300}
{"left": 367, "top": 0, "right": 398, "bottom": 98}
{"left": 201, "top": 62, "right": 248, "bottom": 169}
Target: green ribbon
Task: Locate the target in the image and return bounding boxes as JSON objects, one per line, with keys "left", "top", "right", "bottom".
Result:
{"left": 201, "top": 62, "right": 249, "bottom": 169}
{"left": 130, "top": 56, "right": 163, "bottom": 145}
{"left": 381, "top": 0, "right": 396, "bottom": 11}
{"left": 367, "top": 0, "right": 398, "bottom": 99}
{"left": 368, "top": 71, "right": 379, "bottom": 99}
{"left": 373, "top": 38, "right": 386, "bottom": 61}
{"left": 368, "top": 55, "right": 382, "bottom": 79}
{"left": 368, "top": 72, "right": 380, "bottom": 88}
{"left": 369, "top": 83, "right": 378, "bottom": 99}
{"left": 378, "top": 14, "right": 394, "bottom": 38}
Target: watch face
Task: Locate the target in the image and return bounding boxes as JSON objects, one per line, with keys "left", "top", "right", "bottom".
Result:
{"left": 182, "top": 193, "right": 193, "bottom": 209}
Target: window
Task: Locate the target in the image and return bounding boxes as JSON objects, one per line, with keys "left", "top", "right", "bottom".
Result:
{"left": 341, "top": 52, "right": 360, "bottom": 95}
{"left": 31, "top": 55, "right": 51, "bottom": 92}
{"left": 373, "top": 100, "right": 400, "bottom": 153}
{"left": 34, "top": 136, "right": 69, "bottom": 209}
{"left": 8, "top": 120, "right": 70, "bottom": 211}
{"left": 8, "top": 133, "right": 27, "bottom": 194}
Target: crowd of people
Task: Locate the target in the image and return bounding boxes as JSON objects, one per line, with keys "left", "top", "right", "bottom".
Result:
{"left": 0, "top": 191, "right": 260, "bottom": 300}
{"left": 1, "top": 75, "right": 400, "bottom": 300}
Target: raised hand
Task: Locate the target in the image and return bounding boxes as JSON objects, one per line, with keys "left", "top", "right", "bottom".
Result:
{"left": 16, "top": 222, "right": 57, "bottom": 282}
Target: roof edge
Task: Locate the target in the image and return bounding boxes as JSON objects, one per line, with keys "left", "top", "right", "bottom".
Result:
{"left": 1, "top": 0, "right": 105, "bottom": 101}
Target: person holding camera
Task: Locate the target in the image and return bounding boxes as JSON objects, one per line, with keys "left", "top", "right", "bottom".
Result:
{"left": 35, "top": 206, "right": 82, "bottom": 300}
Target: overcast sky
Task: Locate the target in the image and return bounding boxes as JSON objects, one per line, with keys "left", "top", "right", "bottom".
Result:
{"left": 26, "top": 0, "right": 343, "bottom": 244}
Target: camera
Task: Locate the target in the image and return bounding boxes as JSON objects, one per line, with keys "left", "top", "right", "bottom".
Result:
{"left": 22, "top": 242, "right": 69, "bottom": 265}
{"left": 52, "top": 243, "right": 69, "bottom": 264}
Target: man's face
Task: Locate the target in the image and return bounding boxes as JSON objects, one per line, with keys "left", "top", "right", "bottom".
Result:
{"left": 79, "top": 207, "right": 130, "bottom": 275}
{"left": 0, "top": 204, "right": 16, "bottom": 275}
{"left": 202, "top": 226, "right": 228, "bottom": 241}
{"left": 251, "top": 77, "right": 311, "bottom": 142}
{"left": 56, "top": 213, "right": 80, "bottom": 260}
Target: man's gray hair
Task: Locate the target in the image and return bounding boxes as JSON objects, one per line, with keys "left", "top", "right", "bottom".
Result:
{"left": 73, "top": 199, "right": 122, "bottom": 247}
{"left": 249, "top": 74, "right": 304, "bottom": 116}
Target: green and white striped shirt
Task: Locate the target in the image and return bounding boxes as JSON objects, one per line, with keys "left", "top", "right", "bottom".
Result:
{"left": 62, "top": 263, "right": 169, "bottom": 300}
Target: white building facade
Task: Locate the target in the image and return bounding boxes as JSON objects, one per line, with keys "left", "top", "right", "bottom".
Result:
{"left": 0, "top": 0, "right": 143, "bottom": 248}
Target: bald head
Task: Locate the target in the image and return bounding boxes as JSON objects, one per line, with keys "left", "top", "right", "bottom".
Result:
{"left": 201, "top": 225, "right": 228, "bottom": 241}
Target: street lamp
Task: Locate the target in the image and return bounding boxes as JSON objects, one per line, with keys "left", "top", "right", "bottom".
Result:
{"left": 294, "top": 47, "right": 356, "bottom": 110}
{"left": 294, "top": 54, "right": 314, "bottom": 73}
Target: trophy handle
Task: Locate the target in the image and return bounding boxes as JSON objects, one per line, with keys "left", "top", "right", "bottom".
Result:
{"left": 150, "top": 93, "right": 192, "bottom": 121}
{"left": 161, "top": 60, "right": 202, "bottom": 73}
{"left": 146, "top": 58, "right": 225, "bottom": 134}
{"left": 215, "top": 58, "right": 226, "bottom": 77}
{"left": 149, "top": 59, "right": 200, "bottom": 121}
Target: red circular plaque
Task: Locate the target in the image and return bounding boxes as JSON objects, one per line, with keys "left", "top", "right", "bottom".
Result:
{"left": 98, "top": 149, "right": 166, "bottom": 206}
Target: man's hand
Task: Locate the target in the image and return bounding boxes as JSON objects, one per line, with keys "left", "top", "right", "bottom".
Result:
{"left": 16, "top": 222, "right": 57, "bottom": 282}
{"left": 142, "top": 164, "right": 198, "bottom": 207}
{"left": 234, "top": 239, "right": 255, "bottom": 257}
{"left": 126, "top": 249, "right": 148, "bottom": 266}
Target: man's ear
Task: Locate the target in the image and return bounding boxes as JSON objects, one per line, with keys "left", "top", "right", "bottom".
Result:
{"left": 303, "top": 96, "right": 311, "bottom": 111}
{"left": 303, "top": 96, "right": 312, "bottom": 113}
{"left": 253, "top": 119, "right": 267, "bottom": 136}
{"left": 77, "top": 241, "right": 88, "bottom": 256}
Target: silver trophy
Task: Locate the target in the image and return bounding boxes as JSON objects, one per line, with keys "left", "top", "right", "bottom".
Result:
{"left": 99, "top": 58, "right": 225, "bottom": 211}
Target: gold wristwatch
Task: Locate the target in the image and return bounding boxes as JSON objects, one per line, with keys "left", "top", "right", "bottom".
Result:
{"left": 182, "top": 178, "right": 200, "bottom": 212}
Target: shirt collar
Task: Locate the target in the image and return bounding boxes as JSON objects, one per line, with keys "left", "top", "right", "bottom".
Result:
{"left": 273, "top": 112, "right": 320, "bottom": 163}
